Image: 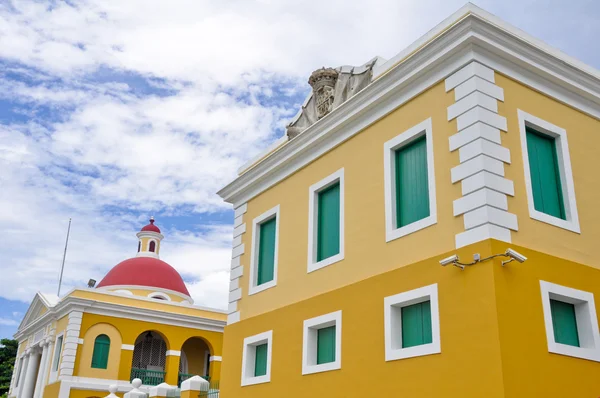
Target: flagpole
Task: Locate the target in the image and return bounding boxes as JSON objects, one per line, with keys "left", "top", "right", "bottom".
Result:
{"left": 57, "top": 218, "right": 72, "bottom": 297}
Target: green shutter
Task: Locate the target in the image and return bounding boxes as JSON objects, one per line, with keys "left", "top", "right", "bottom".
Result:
{"left": 401, "top": 301, "right": 433, "bottom": 348}
{"left": 91, "top": 334, "right": 110, "bottom": 369}
{"left": 254, "top": 343, "right": 268, "bottom": 377}
{"left": 317, "top": 183, "right": 340, "bottom": 262}
{"left": 316, "top": 326, "right": 336, "bottom": 364}
{"left": 395, "top": 136, "right": 430, "bottom": 228}
{"left": 550, "top": 299, "right": 580, "bottom": 347}
{"left": 257, "top": 217, "right": 276, "bottom": 285}
{"left": 526, "top": 128, "right": 565, "bottom": 219}
{"left": 52, "top": 336, "right": 63, "bottom": 371}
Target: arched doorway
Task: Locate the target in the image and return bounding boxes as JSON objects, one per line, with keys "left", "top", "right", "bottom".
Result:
{"left": 131, "top": 331, "right": 167, "bottom": 385}
{"left": 178, "top": 337, "right": 212, "bottom": 386}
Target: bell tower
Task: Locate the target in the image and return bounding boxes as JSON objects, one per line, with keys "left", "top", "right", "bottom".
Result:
{"left": 136, "top": 216, "right": 164, "bottom": 258}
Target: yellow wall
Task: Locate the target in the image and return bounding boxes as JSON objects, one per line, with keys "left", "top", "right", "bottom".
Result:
{"left": 221, "top": 240, "right": 506, "bottom": 398}
{"left": 238, "top": 81, "right": 462, "bottom": 320}
{"left": 76, "top": 323, "right": 123, "bottom": 379}
{"left": 221, "top": 239, "right": 600, "bottom": 398}
{"left": 496, "top": 73, "right": 600, "bottom": 268}
{"left": 69, "top": 290, "right": 226, "bottom": 321}
{"left": 490, "top": 239, "right": 600, "bottom": 397}
{"left": 42, "top": 381, "right": 60, "bottom": 398}
{"left": 76, "top": 313, "right": 223, "bottom": 382}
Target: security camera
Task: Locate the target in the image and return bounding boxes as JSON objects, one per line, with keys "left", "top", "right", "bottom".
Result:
{"left": 505, "top": 249, "right": 527, "bottom": 263}
{"left": 439, "top": 254, "right": 458, "bottom": 266}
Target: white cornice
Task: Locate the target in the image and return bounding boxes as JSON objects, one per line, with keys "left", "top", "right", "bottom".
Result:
{"left": 14, "top": 290, "right": 226, "bottom": 340}
{"left": 217, "top": 10, "right": 600, "bottom": 207}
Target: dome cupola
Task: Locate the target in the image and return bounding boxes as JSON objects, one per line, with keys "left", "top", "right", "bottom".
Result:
{"left": 96, "top": 217, "right": 192, "bottom": 302}
{"left": 136, "top": 216, "right": 163, "bottom": 258}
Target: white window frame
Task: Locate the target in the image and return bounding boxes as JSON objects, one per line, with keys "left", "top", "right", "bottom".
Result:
{"left": 307, "top": 169, "right": 345, "bottom": 273}
{"left": 302, "top": 310, "right": 342, "bottom": 375}
{"left": 517, "top": 110, "right": 580, "bottom": 233}
{"left": 147, "top": 292, "right": 171, "bottom": 301}
{"left": 384, "top": 283, "right": 441, "bottom": 362}
{"left": 383, "top": 118, "right": 437, "bottom": 243}
{"left": 241, "top": 330, "right": 273, "bottom": 386}
{"left": 49, "top": 333, "right": 64, "bottom": 382}
{"left": 539, "top": 280, "right": 600, "bottom": 362}
{"left": 249, "top": 205, "right": 280, "bottom": 295}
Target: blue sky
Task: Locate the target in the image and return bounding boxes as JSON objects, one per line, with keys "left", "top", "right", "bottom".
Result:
{"left": 1, "top": 0, "right": 599, "bottom": 339}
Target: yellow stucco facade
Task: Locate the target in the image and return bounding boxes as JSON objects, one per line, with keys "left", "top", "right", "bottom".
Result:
{"left": 217, "top": 7, "right": 600, "bottom": 398}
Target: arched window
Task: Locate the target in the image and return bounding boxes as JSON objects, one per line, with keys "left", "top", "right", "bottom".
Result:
{"left": 149, "top": 241, "right": 156, "bottom": 252}
{"left": 137, "top": 242, "right": 141, "bottom": 252}
{"left": 91, "top": 334, "right": 110, "bottom": 369}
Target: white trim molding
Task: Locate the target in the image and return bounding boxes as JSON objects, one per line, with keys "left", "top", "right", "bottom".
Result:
{"left": 517, "top": 110, "right": 581, "bottom": 233}
{"left": 302, "top": 310, "right": 342, "bottom": 375}
{"left": 446, "top": 61, "right": 518, "bottom": 248}
{"left": 307, "top": 168, "right": 345, "bottom": 273}
{"left": 228, "top": 203, "right": 248, "bottom": 325}
{"left": 49, "top": 333, "right": 64, "bottom": 383}
{"left": 383, "top": 118, "right": 437, "bottom": 242}
{"left": 241, "top": 330, "right": 273, "bottom": 386}
{"left": 166, "top": 350, "right": 181, "bottom": 357}
{"left": 248, "top": 205, "right": 280, "bottom": 295}
{"left": 209, "top": 355, "right": 222, "bottom": 362}
{"left": 384, "top": 284, "right": 441, "bottom": 362}
{"left": 147, "top": 292, "right": 171, "bottom": 301}
{"left": 121, "top": 344, "right": 135, "bottom": 351}
{"left": 539, "top": 281, "right": 600, "bottom": 362}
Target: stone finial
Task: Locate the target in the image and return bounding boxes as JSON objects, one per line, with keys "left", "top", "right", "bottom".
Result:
{"left": 124, "top": 379, "right": 146, "bottom": 398}
{"left": 104, "top": 384, "right": 119, "bottom": 398}
{"left": 308, "top": 67, "right": 339, "bottom": 119}
{"left": 181, "top": 375, "right": 209, "bottom": 392}
{"left": 149, "top": 382, "right": 175, "bottom": 398}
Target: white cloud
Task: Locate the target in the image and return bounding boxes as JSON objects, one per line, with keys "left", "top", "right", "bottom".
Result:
{"left": 0, "top": 318, "right": 19, "bottom": 327}
{"left": 1, "top": 0, "right": 599, "bottom": 319}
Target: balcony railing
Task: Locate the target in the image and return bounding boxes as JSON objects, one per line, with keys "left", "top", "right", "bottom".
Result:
{"left": 130, "top": 368, "right": 166, "bottom": 386}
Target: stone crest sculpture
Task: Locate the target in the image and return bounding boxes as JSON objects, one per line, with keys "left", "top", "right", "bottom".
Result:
{"left": 309, "top": 68, "right": 339, "bottom": 119}
{"left": 286, "top": 57, "right": 385, "bottom": 139}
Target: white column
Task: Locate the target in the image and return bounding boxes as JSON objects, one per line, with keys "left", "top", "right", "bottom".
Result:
{"left": 8, "top": 354, "right": 21, "bottom": 397}
{"left": 17, "top": 354, "right": 30, "bottom": 398}
{"left": 32, "top": 342, "right": 49, "bottom": 398}
{"left": 21, "top": 349, "right": 41, "bottom": 398}
{"left": 38, "top": 339, "right": 54, "bottom": 398}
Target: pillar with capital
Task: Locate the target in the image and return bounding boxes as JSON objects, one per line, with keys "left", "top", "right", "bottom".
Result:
{"left": 16, "top": 352, "right": 30, "bottom": 398}
{"left": 20, "top": 347, "right": 42, "bottom": 398}
{"left": 33, "top": 337, "right": 54, "bottom": 398}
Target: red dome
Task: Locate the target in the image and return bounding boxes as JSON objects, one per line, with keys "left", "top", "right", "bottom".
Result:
{"left": 97, "top": 257, "right": 190, "bottom": 297}
{"left": 141, "top": 218, "right": 161, "bottom": 233}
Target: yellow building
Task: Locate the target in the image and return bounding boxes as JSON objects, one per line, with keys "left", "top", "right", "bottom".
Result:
{"left": 217, "top": 4, "right": 600, "bottom": 397}
{"left": 8, "top": 218, "right": 226, "bottom": 398}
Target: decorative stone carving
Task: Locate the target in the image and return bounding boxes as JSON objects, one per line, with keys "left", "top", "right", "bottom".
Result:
{"left": 286, "top": 57, "right": 386, "bottom": 139}
{"left": 309, "top": 68, "right": 339, "bottom": 119}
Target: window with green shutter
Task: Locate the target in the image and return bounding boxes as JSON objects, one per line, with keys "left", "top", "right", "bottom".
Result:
{"left": 395, "top": 136, "right": 430, "bottom": 228}
{"left": 257, "top": 217, "right": 276, "bottom": 285}
{"left": 526, "top": 127, "right": 565, "bottom": 220}
{"left": 316, "top": 326, "right": 336, "bottom": 364}
{"left": 550, "top": 299, "right": 580, "bottom": 347}
{"left": 52, "top": 336, "right": 63, "bottom": 371}
{"left": 401, "top": 301, "right": 433, "bottom": 348}
{"left": 91, "top": 334, "right": 110, "bottom": 369}
{"left": 254, "top": 343, "right": 268, "bottom": 377}
{"left": 317, "top": 183, "right": 340, "bottom": 262}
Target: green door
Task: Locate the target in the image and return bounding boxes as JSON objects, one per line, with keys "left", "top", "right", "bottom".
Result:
{"left": 317, "top": 183, "right": 340, "bottom": 261}
{"left": 395, "top": 137, "right": 430, "bottom": 228}
{"left": 526, "top": 128, "right": 565, "bottom": 219}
